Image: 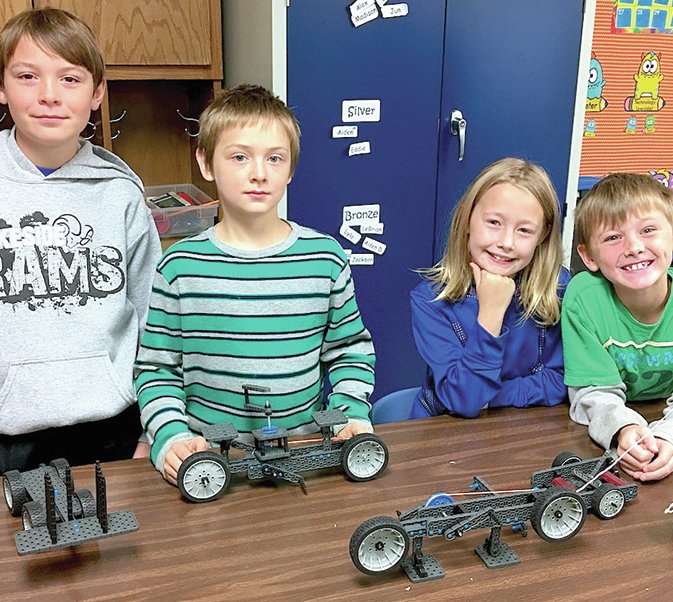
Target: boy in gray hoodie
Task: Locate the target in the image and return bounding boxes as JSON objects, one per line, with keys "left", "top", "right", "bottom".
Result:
{"left": 0, "top": 8, "right": 161, "bottom": 472}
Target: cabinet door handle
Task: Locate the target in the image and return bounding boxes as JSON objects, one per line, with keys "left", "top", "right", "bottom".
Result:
{"left": 449, "top": 109, "right": 467, "bottom": 161}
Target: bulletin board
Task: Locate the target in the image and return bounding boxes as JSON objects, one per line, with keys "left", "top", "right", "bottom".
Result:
{"left": 579, "top": 0, "right": 673, "bottom": 186}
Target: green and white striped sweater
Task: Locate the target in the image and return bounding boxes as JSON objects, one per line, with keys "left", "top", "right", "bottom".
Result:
{"left": 135, "top": 222, "right": 375, "bottom": 471}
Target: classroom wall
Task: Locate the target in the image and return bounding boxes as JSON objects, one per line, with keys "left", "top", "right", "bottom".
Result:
{"left": 222, "top": 0, "right": 287, "bottom": 99}
{"left": 223, "top": 0, "right": 274, "bottom": 89}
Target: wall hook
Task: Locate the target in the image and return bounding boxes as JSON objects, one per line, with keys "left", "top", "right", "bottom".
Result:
{"left": 110, "top": 109, "right": 127, "bottom": 140}
{"left": 176, "top": 109, "right": 200, "bottom": 138}
{"left": 82, "top": 120, "right": 97, "bottom": 140}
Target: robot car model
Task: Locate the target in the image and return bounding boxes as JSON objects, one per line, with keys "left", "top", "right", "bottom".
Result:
{"left": 349, "top": 451, "right": 637, "bottom": 583}
{"left": 177, "top": 384, "right": 389, "bottom": 502}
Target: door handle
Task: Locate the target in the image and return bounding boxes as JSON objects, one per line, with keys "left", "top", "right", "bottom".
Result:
{"left": 450, "top": 109, "right": 467, "bottom": 161}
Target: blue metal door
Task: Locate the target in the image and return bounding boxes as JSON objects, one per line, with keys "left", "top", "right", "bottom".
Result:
{"left": 287, "top": 0, "right": 446, "bottom": 398}
{"left": 286, "top": 1, "right": 584, "bottom": 400}
{"left": 435, "top": 0, "right": 584, "bottom": 254}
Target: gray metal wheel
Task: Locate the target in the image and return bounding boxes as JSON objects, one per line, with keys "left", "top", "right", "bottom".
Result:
{"left": 49, "top": 458, "right": 71, "bottom": 480}
{"left": 531, "top": 486, "right": 586, "bottom": 542}
{"left": 3, "top": 470, "right": 28, "bottom": 516}
{"left": 349, "top": 515, "right": 409, "bottom": 575}
{"left": 178, "top": 451, "right": 231, "bottom": 502}
{"left": 591, "top": 483, "right": 626, "bottom": 520}
{"left": 342, "top": 434, "right": 389, "bottom": 482}
{"left": 22, "top": 500, "right": 47, "bottom": 530}
{"left": 74, "top": 489, "right": 97, "bottom": 518}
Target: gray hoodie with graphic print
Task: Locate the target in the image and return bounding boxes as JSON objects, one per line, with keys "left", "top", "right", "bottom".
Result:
{"left": 0, "top": 128, "right": 161, "bottom": 435}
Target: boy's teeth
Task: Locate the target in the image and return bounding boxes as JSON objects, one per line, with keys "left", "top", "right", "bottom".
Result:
{"left": 623, "top": 261, "right": 649, "bottom": 271}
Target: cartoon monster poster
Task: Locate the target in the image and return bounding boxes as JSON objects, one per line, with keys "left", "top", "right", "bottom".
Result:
{"left": 579, "top": 1, "right": 673, "bottom": 179}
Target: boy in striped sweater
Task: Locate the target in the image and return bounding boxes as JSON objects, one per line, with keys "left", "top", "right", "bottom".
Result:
{"left": 135, "top": 84, "right": 376, "bottom": 484}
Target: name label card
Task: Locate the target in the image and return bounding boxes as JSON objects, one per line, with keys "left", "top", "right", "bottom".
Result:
{"left": 342, "top": 100, "right": 381, "bottom": 123}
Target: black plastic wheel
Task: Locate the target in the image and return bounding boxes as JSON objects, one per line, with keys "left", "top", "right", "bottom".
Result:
{"left": 178, "top": 452, "right": 231, "bottom": 503}
{"left": 22, "top": 500, "right": 47, "bottom": 530}
{"left": 551, "top": 451, "right": 582, "bottom": 467}
{"left": 531, "top": 486, "right": 586, "bottom": 542}
{"left": 3, "top": 470, "right": 28, "bottom": 516}
{"left": 341, "top": 434, "right": 389, "bottom": 482}
{"left": 49, "top": 458, "right": 71, "bottom": 480}
{"left": 349, "top": 515, "right": 409, "bottom": 575}
{"left": 74, "top": 489, "right": 97, "bottom": 518}
{"left": 591, "top": 483, "right": 626, "bottom": 520}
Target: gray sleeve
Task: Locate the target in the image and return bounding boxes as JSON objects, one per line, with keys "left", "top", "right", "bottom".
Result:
{"left": 649, "top": 394, "right": 673, "bottom": 445}
{"left": 568, "top": 384, "right": 646, "bottom": 449}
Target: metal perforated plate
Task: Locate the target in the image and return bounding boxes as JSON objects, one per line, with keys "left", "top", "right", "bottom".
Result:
{"left": 15, "top": 510, "right": 139, "bottom": 555}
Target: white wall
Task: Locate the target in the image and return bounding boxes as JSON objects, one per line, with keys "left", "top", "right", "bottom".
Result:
{"left": 222, "top": 0, "right": 288, "bottom": 215}
{"left": 563, "top": 0, "right": 597, "bottom": 266}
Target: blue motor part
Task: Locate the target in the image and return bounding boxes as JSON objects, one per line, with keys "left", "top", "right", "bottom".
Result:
{"left": 424, "top": 492, "right": 455, "bottom": 507}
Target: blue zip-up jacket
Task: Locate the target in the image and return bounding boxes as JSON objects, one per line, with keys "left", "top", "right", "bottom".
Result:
{"left": 409, "top": 269, "right": 570, "bottom": 419}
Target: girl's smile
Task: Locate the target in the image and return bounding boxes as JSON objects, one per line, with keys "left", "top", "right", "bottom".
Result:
{"left": 468, "top": 182, "right": 546, "bottom": 278}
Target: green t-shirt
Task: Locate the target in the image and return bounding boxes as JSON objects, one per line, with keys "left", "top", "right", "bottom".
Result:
{"left": 562, "top": 268, "right": 673, "bottom": 401}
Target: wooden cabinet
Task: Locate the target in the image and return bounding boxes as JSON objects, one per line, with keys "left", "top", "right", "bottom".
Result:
{"left": 0, "top": 0, "right": 30, "bottom": 24}
{"left": 0, "top": 0, "right": 222, "bottom": 194}
{"left": 35, "top": 1, "right": 222, "bottom": 79}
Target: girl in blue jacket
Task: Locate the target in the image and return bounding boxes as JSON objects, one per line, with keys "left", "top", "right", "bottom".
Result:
{"left": 410, "top": 157, "right": 569, "bottom": 419}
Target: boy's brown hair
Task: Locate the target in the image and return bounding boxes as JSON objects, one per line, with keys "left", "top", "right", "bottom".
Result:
{"left": 0, "top": 8, "right": 105, "bottom": 88}
{"left": 575, "top": 172, "right": 673, "bottom": 250}
{"left": 197, "top": 84, "right": 301, "bottom": 175}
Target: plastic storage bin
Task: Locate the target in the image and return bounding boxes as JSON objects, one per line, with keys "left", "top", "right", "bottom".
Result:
{"left": 145, "top": 184, "right": 218, "bottom": 238}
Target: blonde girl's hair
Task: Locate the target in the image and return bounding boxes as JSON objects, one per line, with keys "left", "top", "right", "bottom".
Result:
{"left": 425, "top": 157, "right": 564, "bottom": 326}
{"left": 575, "top": 172, "right": 673, "bottom": 251}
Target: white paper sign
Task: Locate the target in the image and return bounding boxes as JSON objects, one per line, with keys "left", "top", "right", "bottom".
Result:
{"left": 350, "top": 0, "right": 375, "bottom": 14}
{"left": 339, "top": 223, "right": 362, "bottom": 245}
{"left": 362, "top": 237, "right": 387, "bottom": 255}
{"left": 332, "top": 125, "right": 359, "bottom": 138}
{"left": 349, "top": 253, "right": 375, "bottom": 266}
{"left": 351, "top": 5, "right": 379, "bottom": 27}
{"left": 348, "top": 141, "right": 371, "bottom": 157}
{"left": 343, "top": 204, "right": 380, "bottom": 226}
{"left": 361, "top": 223, "right": 384, "bottom": 235}
{"left": 382, "top": 3, "right": 408, "bottom": 18}
{"left": 342, "top": 100, "right": 381, "bottom": 123}
{"left": 376, "top": 0, "right": 389, "bottom": 5}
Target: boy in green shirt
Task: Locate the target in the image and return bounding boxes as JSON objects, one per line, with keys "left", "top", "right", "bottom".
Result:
{"left": 135, "top": 84, "right": 376, "bottom": 484}
{"left": 563, "top": 173, "right": 673, "bottom": 481}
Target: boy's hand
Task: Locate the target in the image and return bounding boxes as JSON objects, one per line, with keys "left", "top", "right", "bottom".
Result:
{"left": 470, "top": 262, "right": 515, "bottom": 336}
{"left": 333, "top": 421, "right": 370, "bottom": 440}
{"left": 616, "top": 424, "right": 657, "bottom": 476}
{"left": 631, "top": 439, "right": 673, "bottom": 482}
{"left": 133, "top": 441, "right": 150, "bottom": 459}
{"left": 164, "top": 437, "right": 210, "bottom": 485}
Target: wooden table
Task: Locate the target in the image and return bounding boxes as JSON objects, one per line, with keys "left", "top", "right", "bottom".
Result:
{"left": 2, "top": 404, "right": 672, "bottom": 601}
